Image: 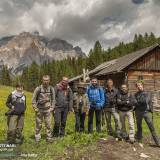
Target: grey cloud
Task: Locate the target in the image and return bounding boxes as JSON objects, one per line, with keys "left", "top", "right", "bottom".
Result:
{"left": 46, "top": 0, "right": 140, "bottom": 50}
{"left": 153, "top": 0, "right": 160, "bottom": 5}
{"left": 132, "top": 0, "right": 145, "bottom": 4}
{"left": 10, "top": 0, "right": 67, "bottom": 8}
{"left": 0, "top": 0, "right": 159, "bottom": 53}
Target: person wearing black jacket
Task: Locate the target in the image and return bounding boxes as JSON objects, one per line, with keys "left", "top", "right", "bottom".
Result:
{"left": 117, "top": 84, "right": 135, "bottom": 143}
{"left": 104, "top": 79, "right": 121, "bottom": 139}
{"left": 6, "top": 83, "right": 26, "bottom": 144}
{"left": 53, "top": 77, "right": 73, "bottom": 137}
{"left": 134, "top": 81, "right": 160, "bottom": 146}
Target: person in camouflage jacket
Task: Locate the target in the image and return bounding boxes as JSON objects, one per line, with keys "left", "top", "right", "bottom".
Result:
{"left": 73, "top": 83, "right": 89, "bottom": 132}
{"left": 32, "top": 75, "right": 55, "bottom": 142}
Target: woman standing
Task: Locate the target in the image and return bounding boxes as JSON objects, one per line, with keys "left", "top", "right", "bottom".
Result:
{"left": 6, "top": 83, "right": 26, "bottom": 144}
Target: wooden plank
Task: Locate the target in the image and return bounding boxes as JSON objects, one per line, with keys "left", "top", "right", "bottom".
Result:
{"left": 128, "top": 48, "right": 160, "bottom": 71}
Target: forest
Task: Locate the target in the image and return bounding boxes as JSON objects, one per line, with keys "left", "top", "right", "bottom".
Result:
{"left": 0, "top": 32, "right": 159, "bottom": 91}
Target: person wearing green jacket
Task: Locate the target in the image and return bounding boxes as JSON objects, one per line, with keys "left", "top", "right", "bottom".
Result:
{"left": 73, "top": 83, "right": 89, "bottom": 132}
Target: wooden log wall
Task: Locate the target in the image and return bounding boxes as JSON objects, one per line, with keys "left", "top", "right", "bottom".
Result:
{"left": 127, "top": 71, "right": 160, "bottom": 111}
{"left": 129, "top": 47, "right": 160, "bottom": 71}
{"left": 98, "top": 72, "right": 125, "bottom": 88}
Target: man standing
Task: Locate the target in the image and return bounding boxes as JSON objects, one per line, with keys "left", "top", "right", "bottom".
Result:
{"left": 53, "top": 77, "right": 73, "bottom": 137}
{"left": 87, "top": 77, "right": 105, "bottom": 133}
{"left": 117, "top": 84, "right": 135, "bottom": 143}
{"left": 73, "top": 83, "right": 89, "bottom": 132}
{"left": 6, "top": 83, "right": 26, "bottom": 144}
{"left": 104, "top": 79, "right": 121, "bottom": 139}
{"left": 134, "top": 81, "right": 160, "bottom": 146}
{"left": 32, "top": 75, "right": 55, "bottom": 142}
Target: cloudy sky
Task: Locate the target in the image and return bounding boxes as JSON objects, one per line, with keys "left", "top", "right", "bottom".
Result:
{"left": 0, "top": 0, "right": 160, "bottom": 53}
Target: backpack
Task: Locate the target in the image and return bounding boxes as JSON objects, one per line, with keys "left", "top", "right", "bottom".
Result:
{"left": 36, "top": 85, "right": 54, "bottom": 103}
{"left": 11, "top": 94, "right": 26, "bottom": 114}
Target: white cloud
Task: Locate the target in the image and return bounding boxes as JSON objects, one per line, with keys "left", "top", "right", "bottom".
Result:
{"left": 0, "top": 0, "right": 160, "bottom": 53}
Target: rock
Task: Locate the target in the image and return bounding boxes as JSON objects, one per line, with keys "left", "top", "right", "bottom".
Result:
{"left": 74, "top": 46, "right": 85, "bottom": 57}
{"left": 140, "top": 153, "right": 150, "bottom": 158}
{"left": 133, "top": 147, "right": 136, "bottom": 152}
{"left": 0, "top": 32, "right": 86, "bottom": 75}
{"left": 0, "top": 36, "right": 14, "bottom": 47}
{"left": 99, "top": 138, "right": 107, "bottom": 141}
{"left": 139, "top": 143, "right": 144, "bottom": 148}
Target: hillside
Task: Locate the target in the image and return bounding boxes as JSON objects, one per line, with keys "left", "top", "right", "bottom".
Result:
{"left": 0, "top": 32, "right": 85, "bottom": 75}
{"left": 0, "top": 86, "right": 160, "bottom": 159}
{"left": 0, "top": 85, "right": 106, "bottom": 159}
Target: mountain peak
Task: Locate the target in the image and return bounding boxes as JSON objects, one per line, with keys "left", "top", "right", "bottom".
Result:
{"left": 0, "top": 32, "right": 85, "bottom": 75}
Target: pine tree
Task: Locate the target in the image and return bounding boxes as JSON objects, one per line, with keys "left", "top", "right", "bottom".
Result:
{"left": 21, "top": 66, "right": 29, "bottom": 90}
{"left": 18, "top": 32, "right": 160, "bottom": 91}
{"left": 28, "top": 62, "right": 40, "bottom": 91}
{"left": 0, "top": 65, "right": 11, "bottom": 86}
{"left": 148, "top": 32, "right": 157, "bottom": 45}
{"left": 87, "top": 41, "right": 104, "bottom": 69}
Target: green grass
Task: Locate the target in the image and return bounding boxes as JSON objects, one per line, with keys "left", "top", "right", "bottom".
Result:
{"left": 0, "top": 85, "right": 160, "bottom": 159}
{"left": 0, "top": 85, "right": 107, "bottom": 160}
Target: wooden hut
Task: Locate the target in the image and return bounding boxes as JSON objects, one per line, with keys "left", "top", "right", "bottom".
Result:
{"left": 69, "top": 44, "right": 160, "bottom": 110}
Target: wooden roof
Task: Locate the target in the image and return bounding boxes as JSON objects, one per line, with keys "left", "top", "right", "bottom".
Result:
{"left": 69, "top": 43, "right": 160, "bottom": 82}
{"left": 96, "top": 43, "right": 160, "bottom": 76}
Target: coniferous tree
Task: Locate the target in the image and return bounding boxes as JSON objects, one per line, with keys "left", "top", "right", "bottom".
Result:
{"left": 0, "top": 65, "right": 11, "bottom": 86}
{"left": 16, "top": 32, "right": 159, "bottom": 91}
{"left": 28, "top": 62, "right": 40, "bottom": 91}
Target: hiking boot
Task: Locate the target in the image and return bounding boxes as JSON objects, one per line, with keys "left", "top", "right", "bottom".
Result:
{"left": 156, "top": 144, "right": 160, "bottom": 148}
{"left": 59, "top": 133, "right": 65, "bottom": 137}
{"left": 108, "top": 132, "right": 113, "bottom": 136}
{"left": 35, "top": 134, "right": 41, "bottom": 142}
{"left": 116, "top": 132, "right": 122, "bottom": 140}
{"left": 130, "top": 139, "right": 135, "bottom": 144}
{"left": 155, "top": 140, "right": 160, "bottom": 147}
{"left": 136, "top": 139, "right": 142, "bottom": 143}
{"left": 15, "top": 138, "right": 23, "bottom": 144}
{"left": 60, "top": 129, "right": 65, "bottom": 137}
{"left": 7, "top": 139, "right": 16, "bottom": 144}
{"left": 121, "top": 132, "right": 129, "bottom": 140}
{"left": 15, "top": 133, "right": 24, "bottom": 144}
{"left": 7, "top": 131, "right": 16, "bottom": 144}
{"left": 46, "top": 138, "right": 54, "bottom": 143}
{"left": 80, "top": 128, "right": 85, "bottom": 132}
{"left": 35, "top": 138, "right": 41, "bottom": 143}
{"left": 117, "top": 137, "right": 122, "bottom": 141}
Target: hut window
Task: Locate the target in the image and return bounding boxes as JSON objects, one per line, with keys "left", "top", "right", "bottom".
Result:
{"left": 138, "top": 75, "right": 143, "bottom": 81}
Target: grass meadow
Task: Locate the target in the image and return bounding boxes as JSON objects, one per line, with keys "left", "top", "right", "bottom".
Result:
{"left": 0, "top": 85, "right": 160, "bottom": 159}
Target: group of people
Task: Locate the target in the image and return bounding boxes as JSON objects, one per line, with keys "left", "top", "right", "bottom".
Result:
{"left": 6, "top": 75, "right": 73, "bottom": 144}
{"left": 5, "top": 75, "right": 160, "bottom": 147}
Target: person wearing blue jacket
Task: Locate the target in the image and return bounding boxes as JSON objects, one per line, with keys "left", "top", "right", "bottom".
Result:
{"left": 87, "top": 77, "right": 105, "bottom": 133}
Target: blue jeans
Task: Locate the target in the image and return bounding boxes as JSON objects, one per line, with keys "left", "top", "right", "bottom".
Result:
{"left": 88, "top": 107, "right": 102, "bottom": 133}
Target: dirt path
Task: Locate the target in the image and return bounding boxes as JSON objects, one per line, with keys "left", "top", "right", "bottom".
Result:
{"left": 95, "top": 137, "right": 160, "bottom": 160}
{"left": 61, "top": 136, "right": 160, "bottom": 160}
